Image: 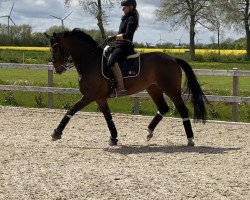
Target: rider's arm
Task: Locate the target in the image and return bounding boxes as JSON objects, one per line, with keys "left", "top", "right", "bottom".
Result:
{"left": 116, "top": 16, "right": 137, "bottom": 41}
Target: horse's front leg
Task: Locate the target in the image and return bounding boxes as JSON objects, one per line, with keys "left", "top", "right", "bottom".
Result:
{"left": 96, "top": 99, "right": 118, "bottom": 146}
{"left": 52, "top": 96, "right": 93, "bottom": 141}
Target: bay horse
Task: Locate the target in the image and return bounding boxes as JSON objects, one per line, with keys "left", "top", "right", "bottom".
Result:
{"left": 45, "top": 29, "right": 207, "bottom": 146}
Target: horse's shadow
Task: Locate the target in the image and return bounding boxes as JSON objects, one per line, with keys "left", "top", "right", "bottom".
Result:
{"left": 104, "top": 144, "right": 241, "bottom": 155}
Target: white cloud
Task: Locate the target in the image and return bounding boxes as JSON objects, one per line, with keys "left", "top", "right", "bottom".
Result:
{"left": 0, "top": 0, "right": 245, "bottom": 44}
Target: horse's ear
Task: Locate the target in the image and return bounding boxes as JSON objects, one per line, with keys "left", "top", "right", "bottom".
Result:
{"left": 44, "top": 32, "right": 52, "bottom": 39}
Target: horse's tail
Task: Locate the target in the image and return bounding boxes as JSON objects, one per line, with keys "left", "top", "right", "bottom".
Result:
{"left": 175, "top": 58, "right": 207, "bottom": 123}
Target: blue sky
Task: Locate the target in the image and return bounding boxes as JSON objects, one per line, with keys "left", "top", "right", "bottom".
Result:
{"left": 0, "top": 0, "right": 244, "bottom": 45}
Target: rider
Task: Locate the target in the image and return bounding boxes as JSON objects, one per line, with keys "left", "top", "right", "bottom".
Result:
{"left": 108, "top": 0, "right": 139, "bottom": 96}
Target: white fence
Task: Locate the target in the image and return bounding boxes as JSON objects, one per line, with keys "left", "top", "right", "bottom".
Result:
{"left": 0, "top": 63, "right": 250, "bottom": 122}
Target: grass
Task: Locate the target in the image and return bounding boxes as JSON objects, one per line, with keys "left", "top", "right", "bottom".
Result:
{"left": 0, "top": 50, "right": 51, "bottom": 64}
{"left": 1, "top": 68, "right": 249, "bottom": 95}
{"left": 1, "top": 91, "right": 249, "bottom": 123}
{"left": 1, "top": 49, "right": 250, "bottom": 70}
{"left": 0, "top": 69, "right": 78, "bottom": 87}
{"left": 190, "top": 62, "right": 250, "bottom": 70}
{"left": 0, "top": 49, "right": 249, "bottom": 122}
{"left": 0, "top": 67, "right": 249, "bottom": 122}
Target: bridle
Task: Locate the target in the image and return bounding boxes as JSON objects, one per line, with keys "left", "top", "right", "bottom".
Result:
{"left": 50, "top": 42, "right": 74, "bottom": 73}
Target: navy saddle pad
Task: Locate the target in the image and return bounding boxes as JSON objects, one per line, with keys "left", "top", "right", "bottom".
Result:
{"left": 101, "top": 53, "right": 141, "bottom": 80}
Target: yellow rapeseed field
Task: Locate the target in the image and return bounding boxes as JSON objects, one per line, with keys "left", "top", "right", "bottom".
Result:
{"left": 137, "top": 48, "right": 246, "bottom": 55}
{"left": 0, "top": 46, "right": 246, "bottom": 55}
{"left": 0, "top": 46, "right": 49, "bottom": 51}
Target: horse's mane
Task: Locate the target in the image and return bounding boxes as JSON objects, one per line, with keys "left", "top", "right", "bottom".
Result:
{"left": 62, "top": 28, "right": 99, "bottom": 47}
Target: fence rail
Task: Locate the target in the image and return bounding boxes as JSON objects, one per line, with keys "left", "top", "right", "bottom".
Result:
{"left": 0, "top": 63, "right": 250, "bottom": 122}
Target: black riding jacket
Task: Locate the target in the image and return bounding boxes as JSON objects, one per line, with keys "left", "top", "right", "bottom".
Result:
{"left": 117, "top": 12, "right": 138, "bottom": 44}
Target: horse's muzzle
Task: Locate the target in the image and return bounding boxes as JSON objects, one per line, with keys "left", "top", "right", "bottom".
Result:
{"left": 54, "top": 65, "right": 67, "bottom": 74}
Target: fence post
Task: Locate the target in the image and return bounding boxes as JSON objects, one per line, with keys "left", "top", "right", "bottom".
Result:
{"left": 232, "top": 68, "right": 239, "bottom": 122}
{"left": 48, "top": 63, "right": 53, "bottom": 108}
{"left": 133, "top": 97, "right": 140, "bottom": 115}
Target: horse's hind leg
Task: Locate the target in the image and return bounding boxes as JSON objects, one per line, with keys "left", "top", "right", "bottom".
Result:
{"left": 52, "top": 96, "right": 93, "bottom": 141}
{"left": 96, "top": 99, "right": 118, "bottom": 146}
{"left": 146, "top": 85, "right": 170, "bottom": 141}
{"left": 170, "top": 94, "right": 195, "bottom": 146}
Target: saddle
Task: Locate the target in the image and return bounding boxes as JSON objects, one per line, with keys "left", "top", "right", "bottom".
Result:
{"left": 101, "top": 46, "right": 141, "bottom": 80}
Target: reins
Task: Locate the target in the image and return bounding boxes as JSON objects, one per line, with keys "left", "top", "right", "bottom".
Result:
{"left": 97, "top": 38, "right": 111, "bottom": 49}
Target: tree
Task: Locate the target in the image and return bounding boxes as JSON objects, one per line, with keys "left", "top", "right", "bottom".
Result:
{"left": 218, "top": 0, "right": 250, "bottom": 59}
{"left": 65, "top": 0, "right": 116, "bottom": 40}
{"left": 234, "top": 37, "right": 246, "bottom": 49}
{"left": 198, "top": 1, "right": 225, "bottom": 54}
{"left": 0, "top": 24, "right": 33, "bottom": 46}
{"left": 32, "top": 32, "right": 49, "bottom": 46}
{"left": 45, "top": 25, "right": 70, "bottom": 35}
{"left": 155, "top": 0, "right": 213, "bottom": 60}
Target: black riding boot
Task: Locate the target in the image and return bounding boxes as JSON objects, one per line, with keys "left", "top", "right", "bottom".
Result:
{"left": 111, "top": 63, "right": 127, "bottom": 97}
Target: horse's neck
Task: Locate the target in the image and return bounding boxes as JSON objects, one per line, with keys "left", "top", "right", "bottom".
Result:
{"left": 64, "top": 37, "right": 102, "bottom": 74}
{"left": 71, "top": 46, "right": 102, "bottom": 74}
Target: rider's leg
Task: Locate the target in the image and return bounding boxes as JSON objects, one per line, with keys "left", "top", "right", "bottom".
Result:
{"left": 111, "top": 62, "right": 126, "bottom": 92}
{"left": 108, "top": 47, "right": 127, "bottom": 96}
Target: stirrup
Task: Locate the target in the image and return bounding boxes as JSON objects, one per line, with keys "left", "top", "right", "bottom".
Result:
{"left": 110, "top": 88, "right": 127, "bottom": 98}
{"left": 116, "top": 89, "right": 127, "bottom": 96}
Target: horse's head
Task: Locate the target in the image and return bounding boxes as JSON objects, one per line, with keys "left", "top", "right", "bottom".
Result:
{"left": 45, "top": 32, "right": 71, "bottom": 74}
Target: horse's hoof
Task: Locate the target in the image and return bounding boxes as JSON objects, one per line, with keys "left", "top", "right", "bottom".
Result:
{"left": 147, "top": 133, "right": 153, "bottom": 141}
{"left": 109, "top": 137, "right": 118, "bottom": 146}
{"left": 187, "top": 138, "right": 195, "bottom": 146}
{"left": 51, "top": 129, "right": 62, "bottom": 141}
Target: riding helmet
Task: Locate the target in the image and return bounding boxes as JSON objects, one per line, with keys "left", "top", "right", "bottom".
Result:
{"left": 121, "top": 0, "right": 137, "bottom": 8}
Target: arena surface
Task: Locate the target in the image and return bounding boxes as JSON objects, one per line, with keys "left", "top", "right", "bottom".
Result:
{"left": 0, "top": 106, "right": 249, "bottom": 200}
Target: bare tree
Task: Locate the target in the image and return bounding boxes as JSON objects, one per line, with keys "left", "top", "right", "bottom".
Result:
{"left": 218, "top": 0, "right": 250, "bottom": 59}
{"left": 65, "top": 0, "right": 116, "bottom": 39}
{"left": 198, "top": 2, "right": 224, "bottom": 54}
{"left": 155, "top": 0, "right": 212, "bottom": 60}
